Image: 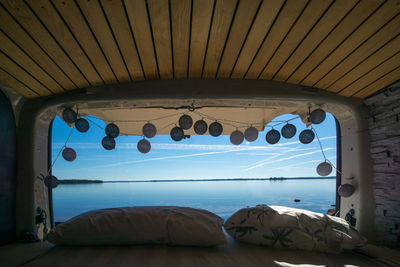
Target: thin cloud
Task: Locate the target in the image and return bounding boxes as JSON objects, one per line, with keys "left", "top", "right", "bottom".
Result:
{"left": 243, "top": 148, "right": 334, "bottom": 171}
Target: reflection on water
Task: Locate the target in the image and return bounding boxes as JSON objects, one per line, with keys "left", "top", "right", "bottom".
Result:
{"left": 53, "top": 179, "right": 336, "bottom": 222}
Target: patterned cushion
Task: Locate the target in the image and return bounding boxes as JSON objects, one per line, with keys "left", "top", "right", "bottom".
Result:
{"left": 224, "top": 205, "right": 367, "bottom": 253}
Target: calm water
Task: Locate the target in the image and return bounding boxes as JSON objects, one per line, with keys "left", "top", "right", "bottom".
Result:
{"left": 53, "top": 179, "right": 336, "bottom": 222}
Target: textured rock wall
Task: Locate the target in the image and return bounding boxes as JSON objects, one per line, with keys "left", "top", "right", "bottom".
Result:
{"left": 364, "top": 81, "right": 400, "bottom": 247}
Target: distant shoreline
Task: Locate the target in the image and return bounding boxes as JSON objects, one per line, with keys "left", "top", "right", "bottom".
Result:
{"left": 59, "top": 177, "right": 335, "bottom": 184}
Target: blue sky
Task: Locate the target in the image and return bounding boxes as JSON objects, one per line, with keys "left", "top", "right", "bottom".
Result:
{"left": 52, "top": 112, "right": 337, "bottom": 181}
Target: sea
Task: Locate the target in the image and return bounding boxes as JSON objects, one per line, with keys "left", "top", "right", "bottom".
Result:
{"left": 53, "top": 178, "right": 336, "bottom": 222}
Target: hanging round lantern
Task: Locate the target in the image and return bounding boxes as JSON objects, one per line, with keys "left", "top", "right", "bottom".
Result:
{"left": 230, "top": 130, "right": 244, "bottom": 145}
{"left": 338, "top": 184, "right": 355, "bottom": 197}
{"left": 75, "top": 118, "right": 89, "bottom": 133}
{"left": 281, "top": 123, "right": 297, "bottom": 139}
{"left": 137, "top": 139, "right": 151, "bottom": 154}
{"left": 102, "top": 136, "right": 116, "bottom": 150}
{"left": 62, "top": 108, "right": 77, "bottom": 123}
{"left": 142, "top": 123, "right": 157, "bottom": 138}
{"left": 62, "top": 147, "right": 76, "bottom": 162}
{"left": 265, "top": 129, "right": 281, "bottom": 144}
{"left": 44, "top": 175, "right": 59, "bottom": 188}
{"left": 170, "top": 126, "right": 184, "bottom": 141}
{"left": 316, "top": 161, "right": 333, "bottom": 176}
{"left": 310, "top": 109, "right": 326, "bottom": 124}
{"left": 179, "top": 114, "right": 193, "bottom": 130}
{"left": 209, "top": 121, "right": 223, "bottom": 137}
{"left": 244, "top": 126, "right": 258, "bottom": 142}
{"left": 299, "top": 129, "right": 315, "bottom": 144}
{"left": 105, "top": 123, "right": 119, "bottom": 138}
{"left": 194, "top": 120, "right": 208, "bottom": 135}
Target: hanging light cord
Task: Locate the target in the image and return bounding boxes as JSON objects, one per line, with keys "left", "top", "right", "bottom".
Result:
{"left": 312, "top": 126, "right": 342, "bottom": 175}
{"left": 47, "top": 125, "right": 74, "bottom": 175}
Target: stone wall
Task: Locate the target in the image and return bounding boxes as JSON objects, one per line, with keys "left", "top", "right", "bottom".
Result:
{"left": 364, "top": 80, "right": 400, "bottom": 247}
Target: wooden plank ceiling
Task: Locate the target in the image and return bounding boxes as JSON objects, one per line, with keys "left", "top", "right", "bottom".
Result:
{"left": 0, "top": 0, "right": 399, "bottom": 99}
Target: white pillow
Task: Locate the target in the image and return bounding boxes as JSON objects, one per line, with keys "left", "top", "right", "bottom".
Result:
{"left": 224, "top": 205, "right": 367, "bottom": 253}
{"left": 46, "top": 206, "right": 226, "bottom": 246}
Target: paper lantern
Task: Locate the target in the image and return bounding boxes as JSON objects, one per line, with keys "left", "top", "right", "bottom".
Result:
{"left": 310, "top": 109, "right": 326, "bottom": 124}
{"left": 143, "top": 123, "right": 157, "bottom": 138}
{"left": 244, "top": 126, "right": 258, "bottom": 142}
{"left": 209, "top": 121, "right": 223, "bottom": 137}
{"left": 230, "top": 130, "right": 244, "bottom": 145}
{"left": 281, "top": 123, "right": 296, "bottom": 139}
{"left": 75, "top": 118, "right": 89, "bottom": 133}
{"left": 265, "top": 129, "right": 280, "bottom": 144}
{"left": 102, "top": 136, "right": 116, "bottom": 150}
{"left": 338, "top": 184, "right": 355, "bottom": 197}
{"left": 105, "top": 123, "right": 119, "bottom": 138}
{"left": 137, "top": 139, "right": 151, "bottom": 153}
{"left": 194, "top": 120, "right": 208, "bottom": 135}
{"left": 299, "top": 129, "right": 315, "bottom": 144}
{"left": 170, "top": 126, "right": 184, "bottom": 141}
{"left": 316, "top": 161, "right": 332, "bottom": 176}
{"left": 62, "top": 108, "right": 77, "bottom": 123}
{"left": 62, "top": 147, "right": 76, "bottom": 162}
{"left": 44, "top": 175, "right": 59, "bottom": 189}
{"left": 179, "top": 114, "right": 193, "bottom": 130}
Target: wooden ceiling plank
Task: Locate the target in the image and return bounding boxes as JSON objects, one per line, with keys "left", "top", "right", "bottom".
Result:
{"left": 303, "top": 1, "right": 400, "bottom": 87}
{"left": 1, "top": 0, "right": 89, "bottom": 88}
{"left": 147, "top": 0, "right": 173, "bottom": 79}
{"left": 0, "top": 51, "right": 52, "bottom": 96}
{"left": 217, "top": 0, "right": 260, "bottom": 78}
{"left": 76, "top": 0, "right": 130, "bottom": 83}
{"left": 287, "top": 0, "right": 384, "bottom": 84}
{"left": 0, "top": 31, "right": 63, "bottom": 93}
{"left": 339, "top": 51, "right": 400, "bottom": 97}
{"left": 353, "top": 66, "right": 400, "bottom": 98}
{"left": 0, "top": 67, "right": 39, "bottom": 98}
{"left": 125, "top": 0, "right": 158, "bottom": 79}
{"left": 189, "top": 0, "right": 214, "bottom": 78}
{"left": 328, "top": 36, "right": 400, "bottom": 93}
{"left": 101, "top": 0, "right": 144, "bottom": 81}
{"left": 51, "top": 0, "right": 117, "bottom": 84}
{"left": 245, "top": 0, "right": 308, "bottom": 79}
{"left": 0, "top": 5, "right": 76, "bottom": 90}
{"left": 202, "top": 0, "right": 237, "bottom": 78}
{"left": 170, "top": 0, "right": 191, "bottom": 78}
{"left": 259, "top": 0, "right": 332, "bottom": 80}
{"left": 27, "top": 0, "right": 104, "bottom": 87}
{"left": 273, "top": 0, "right": 358, "bottom": 82}
{"left": 231, "top": 0, "right": 284, "bottom": 78}
{"left": 317, "top": 15, "right": 400, "bottom": 90}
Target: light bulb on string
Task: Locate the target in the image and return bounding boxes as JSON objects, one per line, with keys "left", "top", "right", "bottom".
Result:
{"left": 209, "top": 121, "right": 223, "bottom": 137}
{"left": 75, "top": 118, "right": 90, "bottom": 133}
{"left": 62, "top": 108, "right": 77, "bottom": 123}
{"left": 281, "top": 123, "right": 296, "bottom": 139}
{"left": 265, "top": 129, "right": 280, "bottom": 144}
{"left": 194, "top": 119, "right": 208, "bottom": 135}
{"left": 310, "top": 108, "right": 326, "bottom": 124}
{"left": 179, "top": 114, "right": 193, "bottom": 130}
{"left": 316, "top": 161, "right": 333, "bottom": 176}
{"left": 143, "top": 122, "right": 157, "bottom": 138}
{"left": 230, "top": 129, "right": 244, "bottom": 145}
{"left": 105, "top": 123, "right": 119, "bottom": 138}
{"left": 137, "top": 138, "right": 151, "bottom": 153}
{"left": 299, "top": 129, "right": 315, "bottom": 144}
{"left": 244, "top": 126, "right": 258, "bottom": 142}
{"left": 102, "top": 136, "right": 116, "bottom": 150}
{"left": 170, "top": 126, "right": 184, "bottom": 141}
{"left": 62, "top": 147, "right": 76, "bottom": 162}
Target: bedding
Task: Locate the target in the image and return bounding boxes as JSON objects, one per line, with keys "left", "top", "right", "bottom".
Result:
{"left": 224, "top": 205, "right": 367, "bottom": 253}
{"left": 46, "top": 206, "right": 226, "bottom": 246}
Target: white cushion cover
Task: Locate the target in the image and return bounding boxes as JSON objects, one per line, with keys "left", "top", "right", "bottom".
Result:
{"left": 46, "top": 206, "right": 226, "bottom": 246}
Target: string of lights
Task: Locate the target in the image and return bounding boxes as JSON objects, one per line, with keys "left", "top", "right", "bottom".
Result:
{"left": 42, "top": 107, "right": 336, "bottom": 189}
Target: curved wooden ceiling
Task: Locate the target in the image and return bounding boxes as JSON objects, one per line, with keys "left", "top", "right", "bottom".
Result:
{"left": 0, "top": 0, "right": 399, "bottom": 99}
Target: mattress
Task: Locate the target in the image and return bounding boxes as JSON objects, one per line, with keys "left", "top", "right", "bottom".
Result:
{"left": 19, "top": 234, "right": 384, "bottom": 267}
